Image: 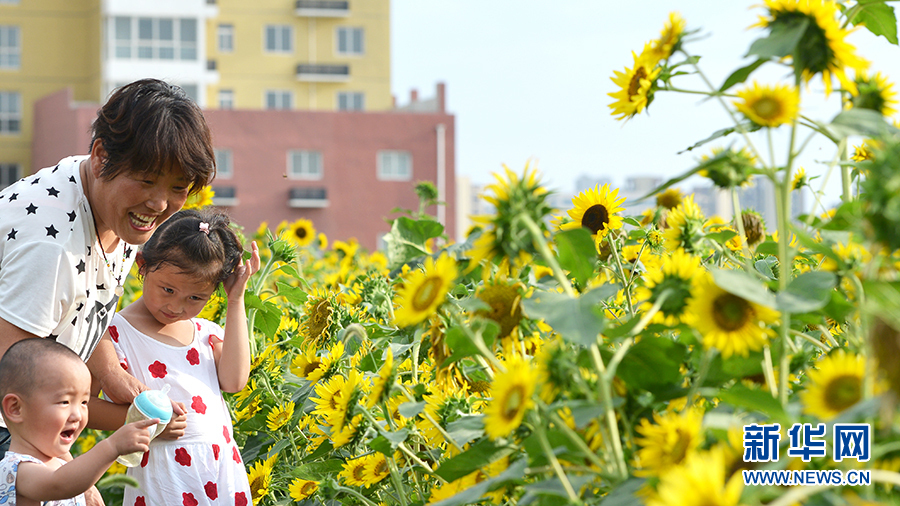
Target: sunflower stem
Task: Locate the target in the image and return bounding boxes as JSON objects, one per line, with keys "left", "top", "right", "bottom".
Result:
{"left": 730, "top": 189, "right": 755, "bottom": 274}
{"left": 386, "top": 455, "right": 410, "bottom": 506}
{"left": 401, "top": 387, "right": 465, "bottom": 453}
{"left": 519, "top": 214, "right": 576, "bottom": 298}
{"left": 544, "top": 408, "right": 606, "bottom": 470}
{"left": 762, "top": 345, "right": 779, "bottom": 398}
{"left": 335, "top": 485, "right": 380, "bottom": 506}
{"left": 533, "top": 415, "right": 581, "bottom": 503}
{"left": 589, "top": 342, "right": 628, "bottom": 481}
{"left": 790, "top": 329, "right": 831, "bottom": 352}
{"left": 687, "top": 348, "right": 715, "bottom": 407}
{"left": 816, "top": 324, "right": 841, "bottom": 348}
{"left": 607, "top": 236, "right": 635, "bottom": 317}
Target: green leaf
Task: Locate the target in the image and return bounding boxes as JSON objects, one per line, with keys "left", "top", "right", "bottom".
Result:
{"left": 291, "top": 459, "right": 345, "bottom": 481}
{"left": 851, "top": 1, "right": 898, "bottom": 44}
{"left": 616, "top": 336, "right": 686, "bottom": 392}
{"left": 717, "top": 384, "right": 787, "bottom": 420}
{"left": 445, "top": 416, "right": 485, "bottom": 447}
{"left": 703, "top": 351, "right": 765, "bottom": 384}
{"left": 275, "top": 281, "right": 308, "bottom": 305}
{"left": 566, "top": 401, "right": 608, "bottom": 429}
{"left": 275, "top": 263, "right": 301, "bottom": 279}
{"left": 370, "top": 428, "right": 409, "bottom": 455}
{"left": 434, "top": 438, "right": 516, "bottom": 483}
{"left": 754, "top": 257, "right": 778, "bottom": 281}
{"left": 828, "top": 108, "right": 894, "bottom": 139}
{"left": 522, "top": 285, "right": 618, "bottom": 346}
{"left": 624, "top": 217, "right": 643, "bottom": 227}
{"left": 677, "top": 122, "right": 762, "bottom": 154}
{"left": 707, "top": 229, "right": 738, "bottom": 245}
{"left": 711, "top": 268, "right": 777, "bottom": 308}
{"left": 598, "top": 478, "right": 646, "bottom": 506}
{"left": 554, "top": 228, "right": 597, "bottom": 289}
{"left": 430, "top": 459, "right": 526, "bottom": 506}
{"left": 443, "top": 320, "right": 499, "bottom": 365}
{"left": 720, "top": 58, "right": 768, "bottom": 92}
{"left": 384, "top": 217, "right": 444, "bottom": 268}
{"left": 522, "top": 475, "right": 599, "bottom": 499}
{"left": 776, "top": 271, "right": 837, "bottom": 313}
{"left": 398, "top": 400, "right": 426, "bottom": 418}
{"left": 746, "top": 16, "right": 809, "bottom": 58}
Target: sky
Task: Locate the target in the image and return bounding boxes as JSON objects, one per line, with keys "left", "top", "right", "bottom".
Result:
{"left": 390, "top": 0, "right": 900, "bottom": 210}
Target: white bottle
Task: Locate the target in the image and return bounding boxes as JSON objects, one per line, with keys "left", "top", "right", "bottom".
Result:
{"left": 116, "top": 385, "right": 174, "bottom": 467}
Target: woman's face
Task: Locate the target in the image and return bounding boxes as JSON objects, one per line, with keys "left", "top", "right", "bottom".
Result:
{"left": 87, "top": 144, "right": 191, "bottom": 246}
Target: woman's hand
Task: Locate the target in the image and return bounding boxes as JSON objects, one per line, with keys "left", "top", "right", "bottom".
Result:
{"left": 222, "top": 241, "right": 260, "bottom": 300}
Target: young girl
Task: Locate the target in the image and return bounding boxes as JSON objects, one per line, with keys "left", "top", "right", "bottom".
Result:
{"left": 107, "top": 209, "right": 260, "bottom": 506}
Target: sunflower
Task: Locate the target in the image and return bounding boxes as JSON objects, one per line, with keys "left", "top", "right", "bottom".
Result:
{"left": 476, "top": 279, "right": 525, "bottom": 340}
{"left": 312, "top": 374, "right": 347, "bottom": 425}
{"left": 340, "top": 455, "right": 370, "bottom": 487}
{"left": 646, "top": 447, "right": 743, "bottom": 506}
{"left": 331, "top": 414, "right": 364, "bottom": 448}
{"left": 366, "top": 348, "right": 395, "bottom": 408}
{"left": 663, "top": 195, "right": 706, "bottom": 253}
{"left": 484, "top": 356, "right": 538, "bottom": 440}
{"left": 634, "top": 407, "right": 704, "bottom": 476}
{"left": 649, "top": 11, "right": 686, "bottom": 62}
{"left": 247, "top": 454, "right": 277, "bottom": 504}
{"left": 800, "top": 350, "right": 884, "bottom": 419}
{"left": 300, "top": 292, "right": 336, "bottom": 345}
{"left": 266, "top": 402, "right": 295, "bottom": 431}
{"left": 655, "top": 188, "right": 684, "bottom": 210}
{"left": 849, "top": 71, "right": 898, "bottom": 117}
{"left": 559, "top": 184, "right": 626, "bottom": 240}
{"left": 182, "top": 185, "right": 215, "bottom": 210}
{"left": 418, "top": 383, "right": 471, "bottom": 448}
{"left": 792, "top": 166, "right": 807, "bottom": 190}
{"left": 332, "top": 370, "right": 368, "bottom": 432}
{"left": 282, "top": 218, "right": 316, "bottom": 247}
{"left": 608, "top": 46, "right": 662, "bottom": 121}
{"left": 740, "top": 210, "right": 767, "bottom": 247}
{"left": 685, "top": 273, "right": 780, "bottom": 358}
{"left": 428, "top": 474, "right": 478, "bottom": 504}
{"left": 290, "top": 344, "right": 323, "bottom": 381}
{"left": 753, "top": 0, "right": 868, "bottom": 96}
{"left": 393, "top": 253, "right": 458, "bottom": 327}
{"left": 289, "top": 479, "right": 318, "bottom": 501}
{"left": 635, "top": 248, "right": 702, "bottom": 326}
{"left": 362, "top": 452, "right": 391, "bottom": 487}
{"left": 851, "top": 141, "right": 873, "bottom": 162}
{"left": 734, "top": 82, "right": 799, "bottom": 128}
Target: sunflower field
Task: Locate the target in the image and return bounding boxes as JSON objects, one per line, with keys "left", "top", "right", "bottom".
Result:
{"left": 76, "top": 1, "right": 900, "bottom": 505}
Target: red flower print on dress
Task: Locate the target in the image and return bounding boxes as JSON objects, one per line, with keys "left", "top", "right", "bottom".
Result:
{"left": 223, "top": 425, "right": 231, "bottom": 443}
{"left": 205, "top": 482, "right": 218, "bottom": 500}
{"left": 235, "top": 492, "right": 248, "bottom": 506}
{"left": 120, "top": 358, "right": 129, "bottom": 371}
{"left": 134, "top": 497, "right": 145, "bottom": 506}
{"left": 186, "top": 348, "right": 199, "bottom": 365}
{"left": 175, "top": 447, "right": 192, "bottom": 466}
{"left": 208, "top": 335, "right": 220, "bottom": 347}
{"left": 196, "top": 322, "right": 202, "bottom": 332}
{"left": 232, "top": 446, "right": 242, "bottom": 464}
{"left": 212, "top": 444, "right": 220, "bottom": 460}
{"left": 108, "top": 325, "right": 119, "bottom": 343}
{"left": 140, "top": 449, "right": 149, "bottom": 468}
{"left": 182, "top": 492, "right": 198, "bottom": 506}
{"left": 192, "top": 396, "right": 207, "bottom": 414}
{"left": 148, "top": 360, "right": 167, "bottom": 378}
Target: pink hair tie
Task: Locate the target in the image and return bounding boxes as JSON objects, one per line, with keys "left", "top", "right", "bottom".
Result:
{"left": 199, "top": 222, "right": 210, "bottom": 235}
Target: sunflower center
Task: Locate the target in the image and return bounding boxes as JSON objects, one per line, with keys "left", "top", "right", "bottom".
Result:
{"left": 303, "top": 360, "right": 322, "bottom": 376}
{"left": 628, "top": 66, "right": 649, "bottom": 98}
{"left": 352, "top": 464, "right": 366, "bottom": 481}
{"left": 824, "top": 374, "right": 862, "bottom": 412}
{"left": 300, "top": 482, "right": 317, "bottom": 495}
{"left": 501, "top": 384, "right": 527, "bottom": 421}
{"left": 412, "top": 276, "right": 443, "bottom": 311}
{"left": 582, "top": 204, "right": 610, "bottom": 234}
{"left": 670, "top": 427, "right": 693, "bottom": 465}
{"left": 295, "top": 227, "right": 308, "bottom": 239}
{"left": 711, "top": 293, "right": 753, "bottom": 331}
{"left": 373, "top": 459, "right": 388, "bottom": 476}
{"left": 250, "top": 476, "right": 265, "bottom": 498}
{"left": 751, "top": 97, "right": 782, "bottom": 121}
{"left": 478, "top": 284, "right": 523, "bottom": 338}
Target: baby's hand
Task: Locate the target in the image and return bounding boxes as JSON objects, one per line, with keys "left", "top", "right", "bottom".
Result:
{"left": 157, "top": 401, "right": 187, "bottom": 440}
{"left": 223, "top": 241, "right": 261, "bottom": 299}
{"left": 108, "top": 418, "right": 157, "bottom": 456}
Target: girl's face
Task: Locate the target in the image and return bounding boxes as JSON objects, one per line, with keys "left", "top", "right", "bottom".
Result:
{"left": 141, "top": 263, "right": 217, "bottom": 325}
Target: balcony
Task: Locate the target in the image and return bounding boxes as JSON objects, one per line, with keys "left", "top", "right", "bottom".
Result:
{"left": 289, "top": 187, "right": 329, "bottom": 208}
{"left": 295, "top": 1, "right": 349, "bottom": 17}
{"left": 211, "top": 186, "right": 238, "bottom": 207}
{"left": 296, "top": 63, "right": 350, "bottom": 82}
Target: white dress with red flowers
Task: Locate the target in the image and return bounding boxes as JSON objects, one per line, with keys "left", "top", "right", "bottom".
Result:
{"left": 109, "top": 314, "right": 251, "bottom": 506}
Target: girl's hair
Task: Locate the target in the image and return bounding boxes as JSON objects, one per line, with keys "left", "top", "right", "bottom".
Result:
{"left": 140, "top": 209, "right": 243, "bottom": 286}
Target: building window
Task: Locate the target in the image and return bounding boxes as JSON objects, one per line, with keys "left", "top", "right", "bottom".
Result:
{"left": 0, "top": 91, "right": 20, "bottom": 134}
{"left": 265, "top": 90, "right": 292, "bottom": 110}
{"left": 215, "top": 149, "right": 233, "bottom": 179}
{"left": 265, "top": 25, "right": 292, "bottom": 53}
{"left": 217, "top": 24, "right": 234, "bottom": 52}
{"left": 0, "top": 163, "right": 19, "bottom": 189}
{"left": 113, "top": 17, "right": 197, "bottom": 61}
{"left": 178, "top": 84, "right": 198, "bottom": 102}
{"left": 288, "top": 151, "right": 323, "bottom": 180}
{"left": 0, "top": 26, "right": 20, "bottom": 69}
{"left": 336, "top": 27, "right": 364, "bottom": 55}
{"left": 218, "top": 89, "right": 234, "bottom": 109}
{"left": 337, "top": 91, "right": 364, "bottom": 111}
{"left": 377, "top": 151, "right": 411, "bottom": 181}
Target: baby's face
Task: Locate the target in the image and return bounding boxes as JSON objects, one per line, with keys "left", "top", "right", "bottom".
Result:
{"left": 17, "top": 358, "right": 91, "bottom": 461}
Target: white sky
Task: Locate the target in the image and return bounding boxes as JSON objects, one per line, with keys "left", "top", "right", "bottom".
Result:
{"left": 391, "top": 0, "right": 900, "bottom": 210}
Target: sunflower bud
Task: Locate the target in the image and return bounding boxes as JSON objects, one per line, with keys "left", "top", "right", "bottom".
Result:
{"left": 656, "top": 188, "right": 684, "bottom": 210}
{"left": 699, "top": 147, "right": 755, "bottom": 189}
{"left": 740, "top": 210, "right": 766, "bottom": 247}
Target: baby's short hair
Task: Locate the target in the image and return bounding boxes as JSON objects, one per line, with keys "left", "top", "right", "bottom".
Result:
{"left": 0, "top": 338, "right": 84, "bottom": 415}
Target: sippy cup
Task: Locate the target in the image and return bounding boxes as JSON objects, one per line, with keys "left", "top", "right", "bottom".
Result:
{"left": 116, "top": 385, "right": 174, "bottom": 467}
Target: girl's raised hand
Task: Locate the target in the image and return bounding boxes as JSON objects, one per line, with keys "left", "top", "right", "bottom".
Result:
{"left": 223, "top": 241, "right": 260, "bottom": 299}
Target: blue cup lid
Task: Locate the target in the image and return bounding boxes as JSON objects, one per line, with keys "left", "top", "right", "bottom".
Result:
{"left": 133, "top": 389, "right": 173, "bottom": 424}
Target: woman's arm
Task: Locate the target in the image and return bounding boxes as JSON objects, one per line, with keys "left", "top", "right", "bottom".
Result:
{"left": 14, "top": 418, "right": 157, "bottom": 502}
{"left": 86, "top": 335, "right": 146, "bottom": 406}
{"left": 215, "top": 242, "right": 260, "bottom": 393}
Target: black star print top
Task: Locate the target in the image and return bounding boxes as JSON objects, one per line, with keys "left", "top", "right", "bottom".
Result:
{"left": 0, "top": 156, "right": 135, "bottom": 361}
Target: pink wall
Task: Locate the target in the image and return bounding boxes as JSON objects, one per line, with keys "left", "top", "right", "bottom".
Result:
{"left": 31, "top": 88, "right": 456, "bottom": 251}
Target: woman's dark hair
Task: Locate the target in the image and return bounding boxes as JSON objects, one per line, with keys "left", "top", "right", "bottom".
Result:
{"left": 140, "top": 210, "right": 243, "bottom": 286}
{"left": 91, "top": 79, "right": 215, "bottom": 194}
